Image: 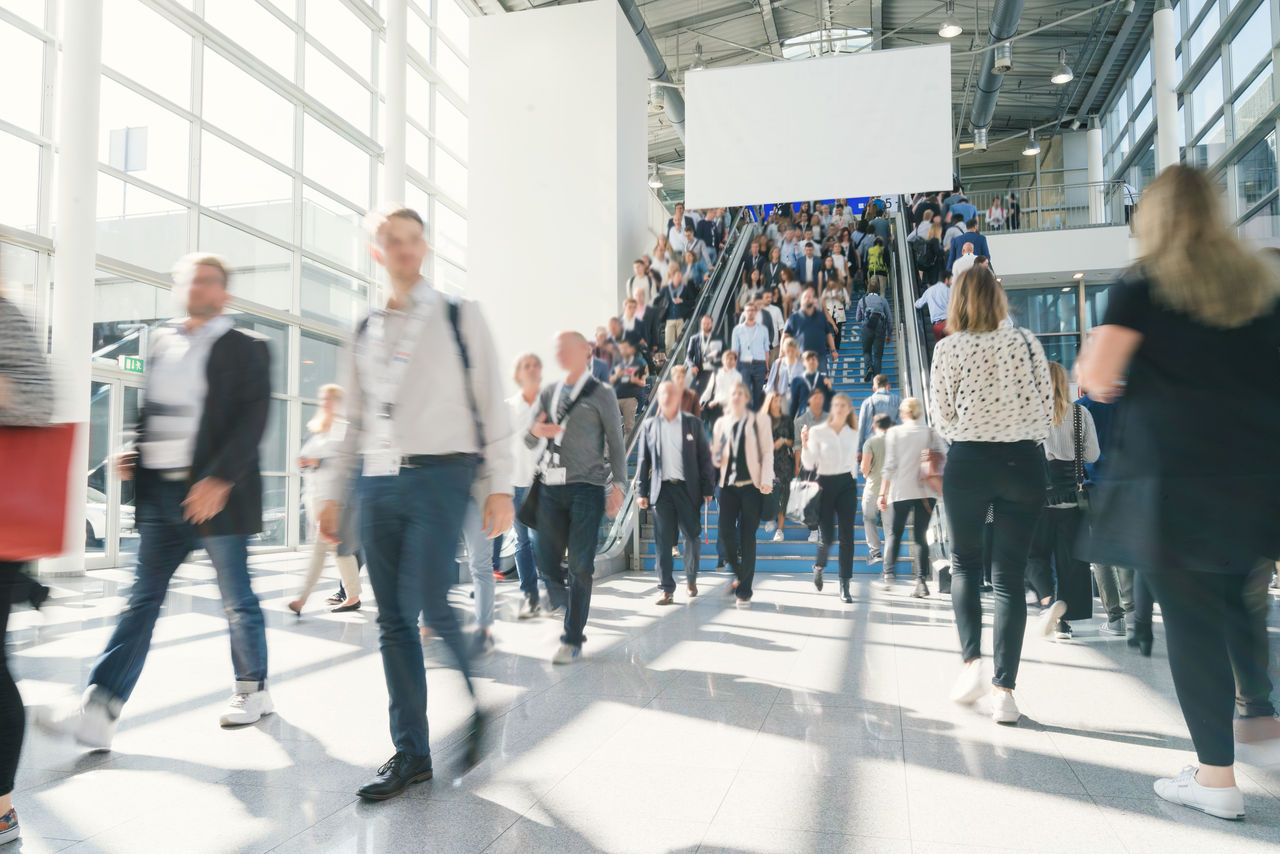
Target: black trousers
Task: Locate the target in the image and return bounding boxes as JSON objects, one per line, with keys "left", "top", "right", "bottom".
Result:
{"left": 652, "top": 484, "right": 702, "bottom": 593}
{"left": 719, "top": 483, "right": 762, "bottom": 601}
{"left": 0, "top": 562, "right": 25, "bottom": 795}
{"left": 814, "top": 473, "right": 857, "bottom": 579}
{"left": 1026, "top": 507, "right": 1093, "bottom": 621}
{"left": 942, "top": 442, "right": 1045, "bottom": 690}
{"left": 1146, "top": 566, "right": 1276, "bottom": 767}
{"left": 886, "top": 498, "right": 932, "bottom": 581}
{"left": 861, "top": 321, "right": 886, "bottom": 381}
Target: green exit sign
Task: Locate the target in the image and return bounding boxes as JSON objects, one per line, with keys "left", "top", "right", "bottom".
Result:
{"left": 118, "top": 355, "right": 144, "bottom": 374}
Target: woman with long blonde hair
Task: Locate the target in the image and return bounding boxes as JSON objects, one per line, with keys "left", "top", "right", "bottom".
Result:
{"left": 800, "top": 393, "right": 860, "bottom": 603}
{"left": 712, "top": 382, "right": 774, "bottom": 607}
{"left": 877, "top": 397, "right": 949, "bottom": 598}
{"left": 1076, "top": 164, "right": 1280, "bottom": 820}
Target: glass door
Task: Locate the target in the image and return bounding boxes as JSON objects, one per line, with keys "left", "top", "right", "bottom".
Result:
{"left": 86, "top": 372, "right": 145, "bottom": 568}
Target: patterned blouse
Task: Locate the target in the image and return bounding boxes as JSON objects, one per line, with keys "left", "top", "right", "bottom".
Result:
{"left": 929, "top": 326, "right": 1053, "bottom": 444}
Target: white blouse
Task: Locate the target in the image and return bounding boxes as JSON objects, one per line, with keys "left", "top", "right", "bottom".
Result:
{"left": 929, "top": 326, "right": 1053, "bottom": 444}
{"left": 1043, "top": 403, "right": 1101, "bottom": 463}
{"left": 800, "top": 421, "right": 858, "bottom": 476}
{"left": 880, "top": 420, "right": 949, "bottom": 503}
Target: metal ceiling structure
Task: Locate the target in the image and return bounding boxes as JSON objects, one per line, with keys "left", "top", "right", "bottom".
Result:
{"left": 480, "top": 1, "right": 1155, "bottom": 200}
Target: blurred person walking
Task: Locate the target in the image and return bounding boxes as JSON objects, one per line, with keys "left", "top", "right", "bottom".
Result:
{"left": 877, "top": 398, "right": 948, "bottom": 598}
{"left": 712, "top": 383, "right": 774, "bottom": 606}
{"left": 801, "top": 393, "right": 860, "bottom": 603}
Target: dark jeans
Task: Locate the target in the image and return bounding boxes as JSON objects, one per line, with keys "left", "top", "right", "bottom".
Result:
{"left": 943, "top": 442, "right": 1045, "bottom": 690}
{"left": 814, "top": 473, "right": 857, "bottom": 579}
{"left": 886, "top": 498, "right": 932, "bottom": 581}
{"left": 507, "top": 484, "right": 539, "bottom": 599}
{"left": 652, "top": 484, "right": 702, "bottom": 593}
{"left": 0, "top": 563, "right": 23, "bottom": 795}
{"left": 719, "top": 483, "right": 762, "bottom": 600}
{"left": 535, "top": 482, "right": 605, "bottom": 648}
{"left": 359, "top": 458, "right": 476, "bottom": 758}
{"left": 1026, "top": 507, "right": 1093, "bottom": 621}
{"left": 861, "top": 320, "right": 886, "bottom": 380}
{"left": 739, "top": 360, "right": 768, "bottom": 410}
{"left": 88, "top": 477, "right": 267, "bottom": 708}
{"left": 1147, "top": 566, "right": 1276, "bottom": 767}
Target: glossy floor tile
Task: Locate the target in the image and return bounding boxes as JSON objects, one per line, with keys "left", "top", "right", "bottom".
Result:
{"left": 6, "top": 554, "right": 1279, "bottom": 852}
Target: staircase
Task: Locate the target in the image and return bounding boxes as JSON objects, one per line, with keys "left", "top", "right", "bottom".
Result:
{"left": 637, "top": 313, "right": 912, "bottom": 575}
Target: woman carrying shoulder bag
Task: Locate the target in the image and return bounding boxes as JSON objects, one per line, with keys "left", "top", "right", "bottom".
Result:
{"left": 712, "top": 382, "right": 773, "bottom": 607}
{"left": 930, "top": 265, "right": 1053, "bottom": 726}
{"left": 877, "top": 397, "right": 948, "bottom": 599}
{"left": 800, "top": 393, "right": 860, "bottom": 604}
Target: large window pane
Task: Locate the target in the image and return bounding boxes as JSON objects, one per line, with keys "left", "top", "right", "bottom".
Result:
{"left": 435, "top": 255, "right": 466, "bottom": 295}
{"left": 259, "top": 397, "right": 287, "bottom": 472}
{"left": 433, "top": 200, "right": 466, "bottom": 265}
{"left": 1230, "top": 2, "right": 1271, "bottom": 89}
{"left": 1234, "top": 63, "right": 1273, "bottom": 139}
{"left": 300, "top": 330, "right": 342, "bottom": 399}
{"left": 1236, "top": 132, "right": 1277, "bottom": 215}
{"left": 406, "top": 122, "right": 430, "bottom": 177}
{"left": 438, "top": 0, "right": 470, "bottom": 57}
{"left": 92, "top": 270, "right": 170, "bottom": 363}
{"left": 99, "top": 77, "right": 191, "bottom": 195}
{"left": 435, "top": 144, "right": 467, "bottom": 204}
{"left": 1189, "top": 116, "right": 1227, "bottom": 168}
{"left": 202, "top": 47, "right": 295, "bottom": 165}
{"left": 0, "top": 19, "right": 44, "bottom": 133}
{"left": 3, "top": 1, "right": 45, "bottom": 26}
{"left": 198, "top": 215, "right": 293, "bottom": 311}
{"left": 257, "top": 475, "right": 287, "bottom": 545}
{"left": 2, "top": 243, "right": 39, "bottom": 318}
{"left": 304, "top": 0, "right": 371, "bottom": 78}
{"left": 301, "top": 260, "right": 367, "bottom": 327}
{"left": 436, "top": 39, "right": 468, "bottom": 99}
{"left": 1133, "top": 96, "right": 1153, "bottom": 137}
{"left": 407, "top": 67, "right": 430, "bottom": 126}
{"left": 1240, "top": 197, "right": 1280, "bottom": 245}
{"left": 434, "top": 91, "right": 467, "bottom": 155}
{"left": 303, "top": 114, "right": 370, "bottom": 208}
{"left": 301, "top": 185, "right": 369, "bottom": 273}
{"left": 1187, "top": 1, "right": 1219, "bottom": 64}
{"left": 200, "top": 132, "right": 294, "bottom": 241}
{"left": 1131, "top": 52, "right": 1152, "bottom": 102}
{"left": 408, "top": 8, "right": 432, "bottom": 63}
{"left": 1189, "top": 59, "right": 1224, "bottom": 135}
{"left": 0, "top": 132, "right": 40, "bottom": 231}
{"left": 1006, "top": 287, "right": 1080, "bottom": 335}
{"left": 304, "top": 43, "right": 372, "bottom": 134}
{"left": 102, "top": 0, "right": 192, "bottom": 107}
{"left": 96, "top": 173, "right": 188, "bottom": 272}
{"left": 205, "top": 0, "right": 296, "bottom": 81}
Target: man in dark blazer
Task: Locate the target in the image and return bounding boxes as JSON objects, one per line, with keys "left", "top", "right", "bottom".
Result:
{"left": 684, "top": 314, "right": 722, "bottom": 398}
{"left": 636, "top": 381, "right": 715, "bottom": 605}
{"left": 40, "top": 254, "right": 272, "bottom": 749}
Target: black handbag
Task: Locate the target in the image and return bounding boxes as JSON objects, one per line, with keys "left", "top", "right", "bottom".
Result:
{"left": 516, "top": 379, "right": 598, "bottom": 529}
{"left": 1045, "top": 404, "right": 1090, "bottom": 510}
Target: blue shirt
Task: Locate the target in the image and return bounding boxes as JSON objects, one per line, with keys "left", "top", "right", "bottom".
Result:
{"left": 947, "top": 231, "right": 991, "bottom": 269}
{"left": 784, "top": 309, "right": 833, "bottom": 357}
{"left": 856, "top": 389, "right": 902, "bottom": 452}
{"left": 950, "top": 202, "right": 977, "bottom": 223}
{"left": 1076, "top": 394, "right": 1115, "bottom": 482}
{"left": 914, "top": 282, "right": 951, "bottom": 323}
{"left": 781, "top": 240, "right": 800, "bottom": 267}
{"left": 731, "top": 321, "right": 770, "bottom": 363}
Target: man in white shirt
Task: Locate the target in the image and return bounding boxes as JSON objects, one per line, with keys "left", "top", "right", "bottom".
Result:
{"left": 625, "top": 258, "right": 655, "bottom": 304}
{"left": 668, "top": 203, "right": 691, "bottom": 255}
{"left": 915, "top": 271, "right": 952, "bottom": 361}
{"left": 731, "top": 304, "right": 771, "bottom": 410}
{"left": 319, "top": 207, "right": 514, "bottom": 800}
{"left": 760, "top": 290, "right": 785, "bottom": 361}
{"left": 951, "top": 244, "right": 977, "bottom": 283}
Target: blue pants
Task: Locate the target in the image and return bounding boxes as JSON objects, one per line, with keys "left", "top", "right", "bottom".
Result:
{"left": 739, "top": 360, "right": 768, "bottom": 410}
{"left": 504, "top": 484, "right": 540, "bottom": 599}
{"left": 535, "top": 483, "right": 604, "bottom": 648}
{"left": 88, "top": 477, "right": 267, "bottom": 707}
{"left": 359, "top": 458, "right": 476, "bottom": 758}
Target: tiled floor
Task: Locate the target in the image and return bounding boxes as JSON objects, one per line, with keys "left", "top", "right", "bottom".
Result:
{"left": 8, "top": 553, "right": 1280, "bottom": 853}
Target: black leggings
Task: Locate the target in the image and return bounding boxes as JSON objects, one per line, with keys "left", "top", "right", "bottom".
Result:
{"left": 0, "top": 562, "right": 25, "bottom": 796}
{"left": 719, "top": 484, "right": 762, "bottom": 601}
{"left": 1026, "top": 507, "right": 1093, "bottom": 621}
{"left": 886, "top": 498, "right": 932, "bottom": 581}
{"left": 1146, "top": 566, "right": 1275, "bottom": 767}
{"left": 815, "top": 474, "right": 857, "bottom": 579}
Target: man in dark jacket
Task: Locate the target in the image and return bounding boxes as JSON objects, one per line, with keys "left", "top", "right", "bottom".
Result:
{"left": 636, "top": 381, "right": 715, "bottom": 604}
{"left": 39, "top": 254, "right": 272, "bottom": 750}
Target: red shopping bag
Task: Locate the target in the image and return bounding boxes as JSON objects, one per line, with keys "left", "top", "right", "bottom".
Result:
{"left": 0, "top": 423, "right": 77, "bottom": 561}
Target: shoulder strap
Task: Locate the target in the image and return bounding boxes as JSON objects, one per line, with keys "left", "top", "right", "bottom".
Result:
{"left": 1073, "top": 404, "right": 1085, "bottom": 488}
{"left": 446, "top": 298, "right": 486, "bottom": 458}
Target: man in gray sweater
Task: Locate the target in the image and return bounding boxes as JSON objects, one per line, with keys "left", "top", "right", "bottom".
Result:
{"left": 527, "top": 331, "right": 627, "bottom": 664}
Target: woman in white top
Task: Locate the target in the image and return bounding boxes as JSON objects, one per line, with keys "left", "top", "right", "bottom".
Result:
{"left": 929, "top": 265, "right": 1053, "bottom": 725}
{"left": 290, "top": 384, "right": 362, "bottom": 615}
{"left": 1026, "top": 362, "right": 1100, "bottom": 642}
{"left": 877, "top": 397, "right": 949, "bottom": 598}
{"left": 986, "top": 200, "right": 1006, "bottom": 231}
{"left": 700, "top": 349, "right": 742, "bottom": 430}
{"left": 821, "top": 277, "right": 849, "bottom": 341}
{"left": 712, "top": 382, "right": 774, "bottom": 606}
{"left": 765, "top": 336, "right": 805, "bottom": 414}
{"left": 800, "top": 393, "right": 860, "bottom": 604}
{"left": 508, "top": 354, "right": 546, "bottom": 619}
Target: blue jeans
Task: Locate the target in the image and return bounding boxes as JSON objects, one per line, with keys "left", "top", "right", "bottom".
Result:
{"left": 739, "top": 360, "right": 768, "bottom": 410}
{"left": 534, "top": 482, "right": 604, "bottom": 648}
{"left": 509, "top": 485, "right": 540, "bottom": 598}
{"left": 88, "top": 477, "right": 267, "bottom": 707}
{"left": 460, "top": 499, "right": 495, "bottom": 628}
{"left": 359, "top": 458, "right": 476, "bottom": 758}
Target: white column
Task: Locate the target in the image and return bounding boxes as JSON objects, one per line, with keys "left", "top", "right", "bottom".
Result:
{"left": 1153, "top": 0, "right": 1180, "bottom": 172}
{"left": 44, "top": 0, "right": 104, "bottom": 575}
{"left": 1086, "top": 117, "right": 1105, "bottom": 224}
{"left": 381, "top": 0, "right": 408, "bottom": 206}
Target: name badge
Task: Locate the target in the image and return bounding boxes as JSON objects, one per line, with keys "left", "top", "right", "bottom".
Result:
{"left": 363, "top": 448, "right": 401, "bottom": 477}
{"left": 544, "top": 467, "right": 567, "bottom": 486}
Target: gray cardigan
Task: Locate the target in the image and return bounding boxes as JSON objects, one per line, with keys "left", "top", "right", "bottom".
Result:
{"left": 524, "top": 378, "right": 627, "bottom": 487}
{"left": 0, "top": 297, "right": 54, "bottom": 426}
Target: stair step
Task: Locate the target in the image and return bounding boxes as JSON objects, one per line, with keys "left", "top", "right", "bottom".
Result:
{"left": 639, "top": 556, "right": 907, "bottom": 573}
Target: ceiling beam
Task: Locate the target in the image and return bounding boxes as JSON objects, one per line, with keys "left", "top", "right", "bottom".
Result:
{"left": 759, "top": 0, "right": 782, "bottom": 58}
{"left": 650, "top": 4, "right": 758, "bottom": 38}
{"left": 1074, "top": 0, "right": 1145, "bottom": 120}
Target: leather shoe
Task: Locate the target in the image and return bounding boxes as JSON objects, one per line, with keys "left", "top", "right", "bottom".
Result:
{"left": 462, "top": 708, "right": 487, "bottom": 769}
{"left": 687, "top": 582, "right": 698, "bottom": 598}
{"left": 656, "top": 592, "right": 675, "bottom": 606}
{"left": 330, "top": 600, "right": 361, "bottom": 613}
{"left": 358, "top": 752, "right": 433, "bottom": 800}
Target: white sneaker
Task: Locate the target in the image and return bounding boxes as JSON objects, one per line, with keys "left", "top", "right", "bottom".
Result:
{"left": 552, "top": 643, "right": 582, "bottom": 665}
{"left": 1025, "top": 590, "right": 1040, "bottom": 606}
{"left": 219, "top": 689, "right": 274, "bottom": 727}
{"left": 991, "top": 690, "right": 1020, "bottom": 725}
{"left": 764, "top": 521, "right": 777, "bottom": 534}
{"left": 1098, "top": 618, "right": 1126, "bottom": 636}
{"left": 36, "top": 691, "right": 117, "bottom": 750}
{"left": 1154, "top": 766, "right": 1245, "bottom": 820}
{"left": 807, "top": 530, "right": 820, "bottom": 544}
{"left": 772, "top": 530, "right": 785, "bottom": 542}
{"left": 1038, "top": 600, "right": 1068, "bottom": 638}
{"left": 949, "top": 660, "right": 985, "bottom": 706}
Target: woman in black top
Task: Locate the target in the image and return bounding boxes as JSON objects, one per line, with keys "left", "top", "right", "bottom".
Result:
{"left": 763, "top": 392, "right": 794, "bottom": 542}
{"left": 764, "top": 247, "right": 786, "bottom": 291}
{"left": 1077, "top": 165, "right": 1280, "bottom": 822}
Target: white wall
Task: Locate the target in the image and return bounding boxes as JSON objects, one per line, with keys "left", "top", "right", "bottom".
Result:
{"left": 986, "top": 226, "right": 1137, "bottom": 282}
{"left": 683, "top": 45, "right": 952, "bottom": 207}
{"left": 469, "top": 1, "right": 646, "bottom": 377}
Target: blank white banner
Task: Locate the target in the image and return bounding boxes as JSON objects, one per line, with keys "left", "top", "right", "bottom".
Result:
{"left": 684, "top": 45, "right": 953, "bottom": 207}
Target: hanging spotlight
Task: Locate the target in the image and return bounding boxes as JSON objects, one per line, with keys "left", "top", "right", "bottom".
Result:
{"left": 1051, "top": 48, "right": 1075, "bottom": 85}
{"left": 647, "top": 165, "right": 663, "bottom": 189}
{"left": 938, "top": 0, "right": 963, "bottom": 39}
{"left": 690, "top": 42, "right": 707, "bottom": 72}
{"left": 1022, "top": 130, "right": 1041, "bottom": 156}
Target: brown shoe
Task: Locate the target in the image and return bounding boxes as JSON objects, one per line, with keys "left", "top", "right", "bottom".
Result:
{"left": 687, "top": 582, "right": 698, "bottom": 598}
{"left": 656, "top": 592, "right": 675, "bottom": 606}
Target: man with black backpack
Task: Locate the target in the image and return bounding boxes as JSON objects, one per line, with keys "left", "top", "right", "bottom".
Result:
{"left": 855, "top": 282, "right": 892, "bottom": 383}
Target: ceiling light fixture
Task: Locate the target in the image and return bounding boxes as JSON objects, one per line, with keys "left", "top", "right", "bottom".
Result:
{"left": 1072, "top": 272, "right": 1085, "bottom": 279}
{"left": 938, "top": 0, "right": 963, "bottom": 39}
{"left": 1051, "top": 48, "right": 1074, "bottom": 85}
{"left": 647, "top": 165, "right": 663, "bottom": 189}
{"left": 690, "top": 42, "right": 707, "bottom": 72}
{"left": 1022, "top": 130, "right": 1041, "bottom": 156}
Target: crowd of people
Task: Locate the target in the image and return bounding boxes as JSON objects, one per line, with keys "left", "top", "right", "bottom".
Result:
{"left": 0, "top": 166, "right": 1278, "bottom": 847}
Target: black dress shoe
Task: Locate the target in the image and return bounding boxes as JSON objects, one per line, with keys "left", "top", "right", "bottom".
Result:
{"left": 330, "top": 600, "right": 362, "bottom": 613}
{"left": 812, "top": 566, "right": 824, "bottom": 591}
{"left": 839, "top": 579, "right": 852, "bottom": 603}
{"left": 357, "top": 752, "right": 433, "bottom": 800}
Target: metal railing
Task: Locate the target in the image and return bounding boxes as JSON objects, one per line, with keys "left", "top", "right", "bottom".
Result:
{"left": 952, "top": 181, "right": 1127, "bottom": 233}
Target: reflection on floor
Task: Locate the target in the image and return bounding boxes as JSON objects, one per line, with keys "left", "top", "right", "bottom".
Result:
{"left": 8, "top": 552, "right": 1280, "bottom": 853}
